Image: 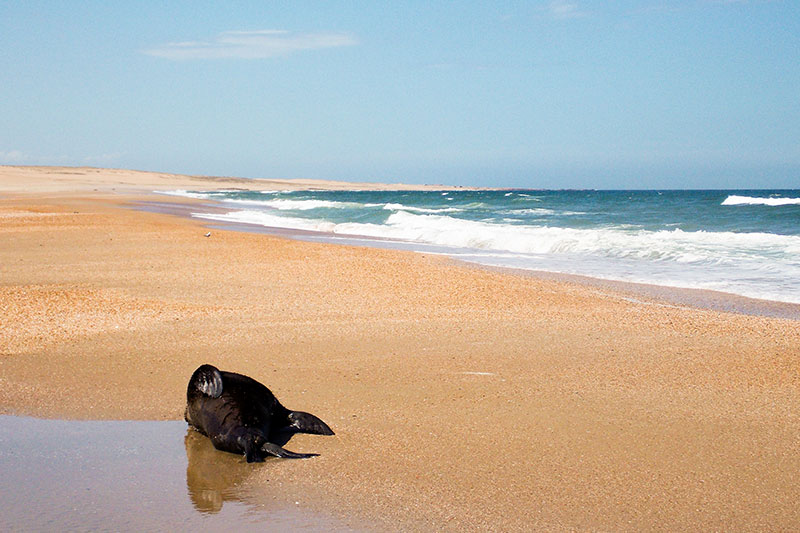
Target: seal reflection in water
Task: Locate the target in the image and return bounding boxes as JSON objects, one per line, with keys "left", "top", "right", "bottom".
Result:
{"left": 185, "top": 364, "right": 334, "bottom": 462}
{"left": 185, "top": 429, "right": 253, "bottom": 513}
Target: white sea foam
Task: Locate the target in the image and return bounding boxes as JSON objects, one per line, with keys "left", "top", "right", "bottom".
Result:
{"left": 722, "top": 195, "right": 800, "bottom": 206}
{"left": 382, "top": 203, "right": 463, "bottom": 214}
{"left": 390, "top": 212, "right": 799, "bottom": 264}
{"left": 227, "top": 198, "right": 365, "bottom": 210}
{"left": 190, "top": 199, "right": 800, "bottom": 304}
{"left": 193, "top": 209, "right": 340, "bottom": 232}
{"left": 160, "top": 190, "right": 359, "bottom": 210}
{"left": 159, "top": 189, "right": 215, "bottom": 200}
{"left": 500, "top": 208, "right": 557, "bottom": 216}
{"left": 195, "top": 208, "right": 800, "bottom": 263}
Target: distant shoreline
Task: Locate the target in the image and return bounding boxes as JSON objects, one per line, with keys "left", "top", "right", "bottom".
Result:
{"left": 0, "top": 164, "right": 493, "bottom": 194}
{"left": 5, "top": 164, "right": 799, "bottom": 194}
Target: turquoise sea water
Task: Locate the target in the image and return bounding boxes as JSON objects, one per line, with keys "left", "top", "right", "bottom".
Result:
{"left": 164, "top": 189, "right": 800, "bottom": 305}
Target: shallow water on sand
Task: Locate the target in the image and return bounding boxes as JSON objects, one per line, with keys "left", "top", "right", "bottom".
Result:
{"left": 0, "top": 416, "right": 358, "bottom": 532}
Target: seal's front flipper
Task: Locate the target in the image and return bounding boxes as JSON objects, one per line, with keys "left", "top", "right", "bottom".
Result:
{"left": 191, "top": 364, "right": 223, "bottom": 398}
{"left": 287, "top": 411, "right": 335, "bottom": 436}
{"left": 244, "top": 446, "right": 265, "bottom": 463}
{"left": 236, "top": 429, "right": 269, "bottom": 463}
{"left": 261, "top": 442, "right": 319, "bottom": 459}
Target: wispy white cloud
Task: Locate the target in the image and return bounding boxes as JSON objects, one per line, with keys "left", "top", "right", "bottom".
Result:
{"left": 143, "top": 30, "right": 358, "bottom": 60}
{"left": 548, "top": 0, "right": 589, "bottom": 19}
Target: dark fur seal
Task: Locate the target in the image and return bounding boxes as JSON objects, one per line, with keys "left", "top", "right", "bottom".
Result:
{"left": 185, "top": 364, "right": 334, "bottom": 462}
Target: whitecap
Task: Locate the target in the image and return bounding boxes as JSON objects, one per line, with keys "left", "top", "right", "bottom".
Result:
{"left": 499, "top": 208, "right": 556, "bottom": 216}
{"left": 382, "top": 203, "right": 463, "bottom": 214}
{"left": 722, "top": 195, "right": 800, "bottom": 206}
{"left": 224, "top": 198, "right": 364, "bottom": 210}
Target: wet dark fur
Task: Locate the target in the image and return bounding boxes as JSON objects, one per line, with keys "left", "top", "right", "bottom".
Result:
{"left": 185, "top": 364, "right": 334, "bottom": 462}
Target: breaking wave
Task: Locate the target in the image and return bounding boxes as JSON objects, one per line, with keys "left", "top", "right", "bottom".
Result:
{"left": 161, "top": 187, "right": 800, "bottom": 304}
{"left": 194, "top": 209, "right": 800, "bottom": 266}
{"left": 722, "top": 195, "right": 800, "bottom": 206}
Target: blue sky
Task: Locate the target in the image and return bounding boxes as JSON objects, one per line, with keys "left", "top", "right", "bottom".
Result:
{"left": 1, "top": 1, "right": 798, "bottom": 188}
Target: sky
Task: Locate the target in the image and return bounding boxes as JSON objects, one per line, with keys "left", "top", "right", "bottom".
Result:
{"left": 1, "top": 1, "right": 798, "bottom": 189}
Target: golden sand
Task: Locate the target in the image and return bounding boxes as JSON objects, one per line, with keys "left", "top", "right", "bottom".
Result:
{"left": 0, "top": 164, "right": 476, "bottom": 193}
{"left": 1, "top": 166, "right": 798, "bottom": 531}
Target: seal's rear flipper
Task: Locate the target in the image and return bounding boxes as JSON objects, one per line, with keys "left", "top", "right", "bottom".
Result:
{"left": 191, "top": 364, "right": 224, "bottom": 398}
{"left": 287, "top": 411, "right": 335, "bottom": 436}
{"left": 261, "top": 442, "right": 319, "bottom": 459}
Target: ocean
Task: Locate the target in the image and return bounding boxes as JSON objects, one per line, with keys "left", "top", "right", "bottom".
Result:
{"left": 163, "top": 189, "right": 800, "bottom": 305}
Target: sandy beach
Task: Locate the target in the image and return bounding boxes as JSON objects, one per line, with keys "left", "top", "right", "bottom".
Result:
{"left": 1, "top": 166, "right": 799, "bottom": 531}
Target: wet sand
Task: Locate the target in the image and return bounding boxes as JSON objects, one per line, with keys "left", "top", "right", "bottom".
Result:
{"left": 1, "top": 166, "right": 799, "bottom": 531}
{"left": 0, "top": 416, "right": 360, "bottom": 532}
{"left": 139, "top": 197, "right": 800, "bottom": 321}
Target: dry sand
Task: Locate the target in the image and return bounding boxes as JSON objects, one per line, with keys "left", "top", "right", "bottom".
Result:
{"left": 0, "top": 164, "right": 475, "bottom": 194}
{"left": 1, "top": 166, "right": 799, "bottom": 531}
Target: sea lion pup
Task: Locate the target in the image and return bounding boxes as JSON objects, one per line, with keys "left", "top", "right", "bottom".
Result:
{"left": 185, "top": 364, "right": 334, "bottom": 462}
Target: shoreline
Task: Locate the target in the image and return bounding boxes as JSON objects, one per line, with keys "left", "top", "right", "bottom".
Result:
{"left": 2, "top": 166, "right": 799, "bottom": 531}
{"left": 0, "top": 164, "right": 490, "bottom": 194}
{"left": 138, "top": 196, "right": 800, "bottom": 321}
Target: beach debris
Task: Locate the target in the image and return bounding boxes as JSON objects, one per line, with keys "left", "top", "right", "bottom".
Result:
{"left": 204, "top": 232, "right": 211, "bottom": 237}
